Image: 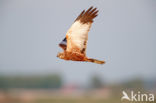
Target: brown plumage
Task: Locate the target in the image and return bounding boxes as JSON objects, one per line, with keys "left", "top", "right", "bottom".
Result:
{"left": 75, "top": 6, "right": 98, "bottom": 24}
{"left": 57, "top": 6, "right": 105, "bottom": 64}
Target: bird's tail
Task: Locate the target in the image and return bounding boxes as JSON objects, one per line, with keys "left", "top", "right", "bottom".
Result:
{"left": 87, "top": 58, "right": 105, "bottom": 64}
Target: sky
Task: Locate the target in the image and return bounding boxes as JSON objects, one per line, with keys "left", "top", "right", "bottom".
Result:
{"left": 0, "top": 0, "right": 156, "bottom": 85}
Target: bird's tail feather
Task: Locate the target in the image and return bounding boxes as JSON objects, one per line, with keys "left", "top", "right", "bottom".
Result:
{"left": 87, "top": 58, "right": 105, "bottom": 64}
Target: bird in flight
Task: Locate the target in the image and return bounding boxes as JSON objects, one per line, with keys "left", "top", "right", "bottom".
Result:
{"left": 57, "top": 6, "right": 105, "bottom": 64}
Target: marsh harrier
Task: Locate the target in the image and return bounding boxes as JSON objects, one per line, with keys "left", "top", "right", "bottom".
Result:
{"left": 57, "top": 6, "right": 105, "bottom": 64}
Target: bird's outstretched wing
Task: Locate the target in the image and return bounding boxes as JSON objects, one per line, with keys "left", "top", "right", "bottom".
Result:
{"left": 66, "top": 6, "right": 98, "bottom": 55}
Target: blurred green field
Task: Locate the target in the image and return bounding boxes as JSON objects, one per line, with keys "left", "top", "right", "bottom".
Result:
{"left": 0, "top": 75, "right": 155, "bottom": 103}
{"left": 0, "top": 89, "right": 155, "bottom": 103}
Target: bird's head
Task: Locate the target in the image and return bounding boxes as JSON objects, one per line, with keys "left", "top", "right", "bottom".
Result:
{"left": 57, "top": 52, "right": 65, "bottom": 59}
